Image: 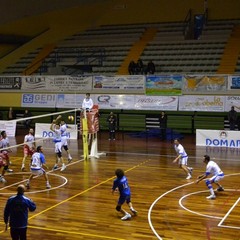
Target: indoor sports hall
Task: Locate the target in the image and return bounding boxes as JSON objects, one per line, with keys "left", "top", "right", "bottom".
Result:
{"left": 1, "top": 1, "right": 240, "bottom": 240}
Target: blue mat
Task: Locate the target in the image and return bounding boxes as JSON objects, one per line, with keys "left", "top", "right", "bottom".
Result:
{"left": 127, "top": 128, "right": 183, "bottom": 140}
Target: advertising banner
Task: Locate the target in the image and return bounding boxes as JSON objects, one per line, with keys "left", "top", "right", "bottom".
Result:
{"left": 21, "top": 75, "right": 92, "bottom": 92}
{"left": 134, "top": 96, "right": 178, "bottom": 110}
{"left": 183, "top": 75, "right": 227, "bottom": 92}
{"left": 225, "top": 96, "right": 240, "bottom": 112}
{"left": 0, "top": 76, "right": 21, "bottom": 90}
{"left": 96, "top": 94, "right": 135, "bottom": 109}
{"left": 56, "top": 94, "right": 86, "bottom": 108}
{"left": 228, "top": 75, "right": 240, "bottom": 89}
{"left": 93, "top": 75, "right": 145, "bottom": 91}
{"left": 21, "top": 94, "right": 56, "bottom": 107}
{"left": 179, "top": 95, "right": 225, "bottom": 111}
{"left": 0, "top": 121, "right": 16, "bottom": 137}
{"left": 145, "top": 75, "right": 182, "bottom": 95}
{"left": 35, "top": 123, "right": 78, "bottom": 139}
{"left": 196, "top": 129, "right": 240, "bottom": 148}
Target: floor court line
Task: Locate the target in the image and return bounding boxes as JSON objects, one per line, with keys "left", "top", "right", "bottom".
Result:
{"left": 149, "top": 172, "right": 240, "bottom": 239}
{"left": 0, "top": 159, "right": 150, "bottom": 238}
{"left": 27, "top": 225, "right": 125, "bottom": 240}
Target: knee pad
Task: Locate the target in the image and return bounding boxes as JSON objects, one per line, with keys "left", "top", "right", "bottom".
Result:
{"left": 57, "top": 152, "right": 62, "bottom": 158}
{"left": 205, "top": 179, "right": 212, "bottom": 188}
{"left": 63, "top": 145, "right": 68, "bottom": 151}
{"left": 116, "top": 205, "right": 121, "bottom": 212}
{"left": 4, "top": 165, "right": 8, "bottom": 170}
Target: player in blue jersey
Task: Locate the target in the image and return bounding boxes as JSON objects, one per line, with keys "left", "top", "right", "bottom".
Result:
{"left": 112, "top": 169, "right": 137, "bottom": 220}
{"left": 196, "top": 155, "right": 224, "bottom": 200}
{"left": 26, "top": 146, "right": 51, "bottom": 189}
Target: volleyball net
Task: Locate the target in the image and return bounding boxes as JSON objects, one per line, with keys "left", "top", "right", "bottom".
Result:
{"left": 0, "top": 107, "right": 101, "bottom": 167}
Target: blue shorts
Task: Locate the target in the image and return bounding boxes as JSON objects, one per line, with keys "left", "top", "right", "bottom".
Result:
{"left": 118, "top": 195, "right": 131, "bottom": 205}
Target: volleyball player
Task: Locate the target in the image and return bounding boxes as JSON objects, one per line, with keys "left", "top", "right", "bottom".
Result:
{"left": 26, "top": 146, "right": 51, "bottom": 189}
{"left": 173, "top": 139, "right": 193, "bottom": 179}
{"left": 60, "top": 119, "right": 73, "bottom": 163}
{"left": 196, "top": 155, "right": 224, "bottom": 200}
{"left": 50, "top": 120, "right": 66, "bottom": 171}
{"left": 0, "top": 131, "right": 13, "bottom": 181}
{"left": 0, "top": 153, "right": 7, "bottom": 183}
{"left": 112, "top": 169, "right": 137, "bottom": 221}
{"left": 21, "top": 128, "right": 36, "bottom": 171}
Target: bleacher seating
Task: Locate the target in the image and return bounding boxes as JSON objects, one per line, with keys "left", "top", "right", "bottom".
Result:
{"left": 2, "top": 19, "right": 240, "bottom": 76}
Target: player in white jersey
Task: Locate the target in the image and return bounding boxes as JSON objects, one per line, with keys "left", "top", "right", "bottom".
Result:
{"left": 50, "top": 120, "right": 66, "bottom": 171}
{"left": 0, "top": 131, "right": 13, "bottom": 183}
{"left": 196, "top": 155, "right": 224, "bottom": 200}
{"left": 26, "top": 146, "right": 51, "bottom": 189}
{"left": 60, "top": 119, "right": 72, "bottom": 163}
{"left": 21, "top": 128, "right": 36, "bottom": 171}
{"left": 173, "top": 139, "right": 193, "bottom": 180}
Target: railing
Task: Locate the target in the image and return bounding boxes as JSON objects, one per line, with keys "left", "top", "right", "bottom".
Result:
{"left": 183, "top": 9, "right": 192, "bottom": 39}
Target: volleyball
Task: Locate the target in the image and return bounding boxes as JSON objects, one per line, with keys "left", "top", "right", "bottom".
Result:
{"left": 68, "top": 115, "right": 74, "bottom": 121}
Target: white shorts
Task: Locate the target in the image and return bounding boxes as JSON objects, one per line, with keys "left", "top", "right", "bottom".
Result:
{"left": 179, "top": 156, "right": 188, "bottom": 165}
{"left": 55, "top": 142, "right": 62, "bottom": 153}
{"left": 210, "top": 173, "right": 224, "bottom": 183}
{"left": 30, "top": 168, "right": 45, "bottom": 176}
{"left": 61, "top": 136, "right": 68, "bottom": 147}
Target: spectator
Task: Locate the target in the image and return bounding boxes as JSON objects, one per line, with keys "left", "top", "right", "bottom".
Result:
{"left": 23, "top": 109, "right": 32, "bottom": 129}
{"left": 159, "top": 111, "right": 167, "bottom": 140}
{"left": 7, "top": 107, "right": 15, "bottom": 120}
{"left": 128, "top": 61, "right": 137, "bottom": 75}
{"left": 228, "top": 106, "right": 238, "bottom": 130}
{"left": 146, "top": 60, "right": 156, "bottom": 75}
{"left": 136, "top": 59, "right": 144, "bottom": 74}
{"left": 4, "top": 184, "right": 36, "bottom": 240}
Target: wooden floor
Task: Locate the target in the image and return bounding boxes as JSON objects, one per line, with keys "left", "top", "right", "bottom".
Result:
{"left": 1, "top": 130, "right": 240, "bottom": 240}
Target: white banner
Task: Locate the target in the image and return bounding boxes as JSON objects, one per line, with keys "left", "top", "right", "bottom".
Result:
{"left": 96, "top": 94, "right": 135, "bottom": 109}
{"left": 56, "top": 94, "right": 87, "bottom": 108}
{"left": 134, "top": 96, "right": 178, "bottom": 110}
{"left": 179, "top": 95, "right": 225, "bottom": 111}
{"left": 225, "top": 96, "right": 240, "bottom": 112}
{"left": 21, "top": 93, "right": 56, "bottom": 108}
{"left": 196, "top": 129, "right": 240, "bottom": 148}
{"left": 93, "top": 75, "right": 145, "bottom": 91}
{"left": 95, "top": 95, "right": 178, "bottom": 110}
{"left": 35, "top": 123, "right": 78, "bottom": 139}
{"left": 21, "top": 75, "right": 92, "bottom": 92}
{"left": 0, "top": 121, "right": 16, "bottom": 137}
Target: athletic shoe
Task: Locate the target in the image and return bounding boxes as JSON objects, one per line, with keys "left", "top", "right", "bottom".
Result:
{"left": 186, "top": 174, "right": 192, "bottom": 180}
{"left": 52, "top": 165, "right": 58, "bottom": 170}
{"left": 217, "top": 187, "right": 224, "bottom": 192}
{"left": 206, "top": 194, "right": 216, "bottom": 200}
{"left": 21, "top": 165, "right": 25, "bottom": 171}
{"left": 130, "top": 208, "right": 138, "bottom": 216}
{"left": 46, "top": 183, "right": 51, "bottom": 189}
{"left": 0, "top": 176, "right": 7, "bottom": 183}
{"left": 7, "top": 168, "right": 13, "bottom": 172}
{"left": 60, "top": 164, "right": 66, "bottom": 172}
{"left": 68, "top": 157, "right": 72, "bottom": 163}
{"left": 121, "top": 213, "right": 131, "bottom": 221}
